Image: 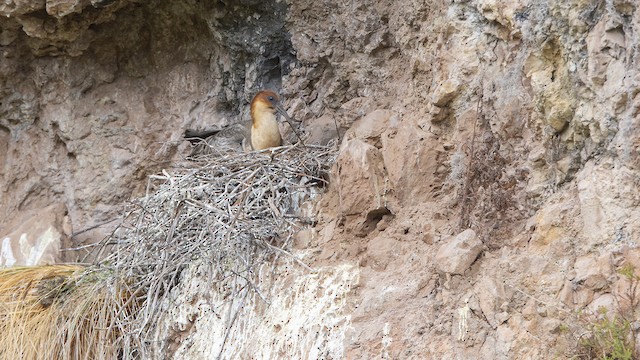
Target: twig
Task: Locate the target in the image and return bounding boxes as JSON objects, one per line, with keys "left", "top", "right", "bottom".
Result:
{"left": 71, "top": 218, "right": 119, "bottom": 238}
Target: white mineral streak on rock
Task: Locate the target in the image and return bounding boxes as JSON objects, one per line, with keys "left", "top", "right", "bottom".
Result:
{"left": 0, "top": 204, "right": 68, "bottom": 267}
{"left": 156, "top": 262, "right": 358, "bottom": 360}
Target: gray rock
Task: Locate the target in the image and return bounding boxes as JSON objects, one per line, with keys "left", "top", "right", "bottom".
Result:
{"left": 436, "top": 229, "right": 483, "bottom": 275}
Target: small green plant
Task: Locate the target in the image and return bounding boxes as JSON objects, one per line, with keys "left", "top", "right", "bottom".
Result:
{"left": 579, "top": 315, "right": 634, "bottom": 360}
{"left": 617, "top": 264, "right": 639, "bottom": 320}
{"left": 571, "top": 263, "right": 640, "bottom": 360}
{"left": 617, "top": 264, "right": 638, "bottom": 281}
{"left": 558, "top": 323, "right": 570, "bottom": 334}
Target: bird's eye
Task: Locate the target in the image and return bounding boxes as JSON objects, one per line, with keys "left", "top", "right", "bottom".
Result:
{"left": 268, "top": 96, "right": 274, "bottom": 101}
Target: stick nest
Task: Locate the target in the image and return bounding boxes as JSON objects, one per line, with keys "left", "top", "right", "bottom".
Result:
{"left": 95, "top": 143, "right": 336, "bottom": 355}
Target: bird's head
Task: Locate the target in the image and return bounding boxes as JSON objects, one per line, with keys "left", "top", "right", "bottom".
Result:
{"left": 250, "top": 90, "right": 293, "bottom": 125}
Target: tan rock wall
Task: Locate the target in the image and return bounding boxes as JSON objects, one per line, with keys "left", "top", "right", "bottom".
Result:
{"left": 286, "top": 0, "right": 640, "bottom": 358}
{"left": 1, "top": 0, "right": 639, "bottom": 358}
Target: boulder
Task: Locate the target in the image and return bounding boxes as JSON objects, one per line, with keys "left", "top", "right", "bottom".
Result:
{"left": 436, "top": 229, "right": 483, "bottom": 275}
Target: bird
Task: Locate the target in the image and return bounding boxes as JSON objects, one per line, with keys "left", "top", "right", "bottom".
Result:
{"left": 185, "top": 123, "right": 249, "bottom": 156}
{"left": 250, "top": 90, "right": 297, "bottom": 150}
{"left": 185, "top": 90, "right": 301, "bottom": 156}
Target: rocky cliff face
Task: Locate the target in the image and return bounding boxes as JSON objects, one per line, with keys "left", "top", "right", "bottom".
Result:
{"left": 1, "top": 0, "right": 640, "bottom": 358}
{"left": 0, "top": 0, "right": 294, "bottom": 249}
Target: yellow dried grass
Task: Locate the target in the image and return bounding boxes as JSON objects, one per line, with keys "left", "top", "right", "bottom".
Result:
{"left": 0, "top": 265, "right": 140, "bottom": 360}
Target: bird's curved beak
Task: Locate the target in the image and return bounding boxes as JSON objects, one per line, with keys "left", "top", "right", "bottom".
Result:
{"left": 275, "top": 100, "right": 305, "bottom": 145}
{"left": 275, "top": 102, "right": 295, "bottom": 123}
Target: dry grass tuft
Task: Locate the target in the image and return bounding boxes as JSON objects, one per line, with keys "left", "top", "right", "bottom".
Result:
{"left": 0, "top": 143, "right": 337, "bottom": 359}
{"left": 0, "top": 264, "right": 140, "bottom": 360}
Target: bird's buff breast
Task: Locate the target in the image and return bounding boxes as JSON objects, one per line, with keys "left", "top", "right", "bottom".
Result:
{"left": 251, "top": 115, "right": 282, "bottom": 150}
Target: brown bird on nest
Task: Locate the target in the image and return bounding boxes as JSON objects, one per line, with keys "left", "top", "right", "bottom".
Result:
{"left": 250, "top": 90, "right": 303, "bottom": 150}
{"left": 185, "top": 90, "right": 303, "bottom": 155}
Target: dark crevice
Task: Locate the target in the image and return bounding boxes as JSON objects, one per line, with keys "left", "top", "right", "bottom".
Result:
{"left": 357, "top": 207, "right": 393, "bottom": 237}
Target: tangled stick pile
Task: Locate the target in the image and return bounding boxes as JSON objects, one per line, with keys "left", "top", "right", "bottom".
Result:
{"left": 98, "top": 143, "right": 336, "bottom": 352}
{"left": 0, "top": 143, "right": 337, "bottom": 359}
